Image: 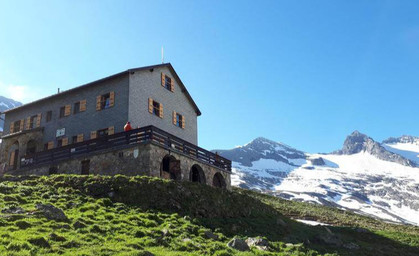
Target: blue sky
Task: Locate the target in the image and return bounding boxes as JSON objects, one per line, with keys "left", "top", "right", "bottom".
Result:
{"left": 0, "top": 0, "right": 418, "bottom": 152}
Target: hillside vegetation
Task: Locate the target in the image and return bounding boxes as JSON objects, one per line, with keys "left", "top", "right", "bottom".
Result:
{"left": 0, "top": 175, "right": 417, "bottom": 256}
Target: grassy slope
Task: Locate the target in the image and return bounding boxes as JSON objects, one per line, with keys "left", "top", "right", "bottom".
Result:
{"left": 0, "top": 175, "right": 416, "bottom": 256}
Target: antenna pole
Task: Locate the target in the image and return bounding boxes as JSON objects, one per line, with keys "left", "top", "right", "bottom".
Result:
{"left": 161, "top": 46, "right": 164, "bottom": 64}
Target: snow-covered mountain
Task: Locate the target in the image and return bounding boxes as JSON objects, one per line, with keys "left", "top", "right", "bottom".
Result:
{"left": 216, "top": 132, "right": 419, "bottom": 226}
{"left": 0, "top": 96, "right": 22, "bottom": 132}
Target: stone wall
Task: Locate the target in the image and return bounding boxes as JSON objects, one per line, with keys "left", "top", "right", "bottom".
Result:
{"left": 5, "top": 142, "right": 231, "bottom": 190}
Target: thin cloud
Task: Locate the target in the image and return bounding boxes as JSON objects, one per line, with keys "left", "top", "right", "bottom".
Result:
{"left": 0, "top": 82, "right": 45, "bottom": 104}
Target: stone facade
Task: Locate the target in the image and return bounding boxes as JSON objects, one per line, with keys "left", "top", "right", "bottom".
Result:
{"left": 7, "top": 142, "right": 231, "bottom": 190}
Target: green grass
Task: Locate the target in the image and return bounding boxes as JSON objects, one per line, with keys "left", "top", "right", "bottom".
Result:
{"left": 0, "top": 174, "right": 416, "bottom": 255}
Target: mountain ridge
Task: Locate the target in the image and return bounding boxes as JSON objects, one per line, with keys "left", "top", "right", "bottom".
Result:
{"left": 0, "top": 95, "right": 22, "bottom": 132}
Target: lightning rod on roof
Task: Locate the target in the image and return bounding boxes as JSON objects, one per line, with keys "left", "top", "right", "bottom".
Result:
{"left": 161, "top": 46, "right": 164, "bottom": 64}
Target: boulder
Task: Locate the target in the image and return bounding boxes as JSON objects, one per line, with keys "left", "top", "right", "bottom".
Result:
{"left": 1, "top": 206, "right": 25, "bottom": 214}
{"left": 36, "top": 204, "right": 69, "bottom": 222}
{"left": 204, "top": 230, "right": 219, "bottom": 240}
{"left": 246, "top": 237, "right": 269, "bottom": 251}
{"left": 227, "top": 238, "right": 250, "bottom": 251}
{"left": 343, "top": 242, "right": 360, "bottom": 250}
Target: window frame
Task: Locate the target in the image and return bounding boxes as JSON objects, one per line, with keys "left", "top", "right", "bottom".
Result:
{"left": 29, "top": 115, "right": 37, "bottom": 129}
{"left": 152, "top": 100, "right": 161, "bottom": 117}
{"left": 73, "top": 102, "right": 81, "bottom": 114}
{"left": 59, "top": 106, "right": 65, "bottom": 118}
{"left": 12, "top": 120, "right": 21, "bottom": 133}
{"left": 46, "top": 111, "right": 52, "bottom": 122}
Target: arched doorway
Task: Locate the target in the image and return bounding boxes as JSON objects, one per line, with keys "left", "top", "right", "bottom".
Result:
{"left": 8, "top": 141, "right": 19, "bottom": 170}
{"left": 189, "top": 164, "right": 206, "bottom": 184}
{"left": 161, "top": 155, "right": 181, "bottom": 180}
{"left": 213, "top": 172, "right": 226, "bottom": 189}
{"left": 26, "top": 140, "right": 37, "bottom": 155}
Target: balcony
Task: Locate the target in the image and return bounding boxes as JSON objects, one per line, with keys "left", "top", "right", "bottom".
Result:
{"left": 20, "top": 125, "right": 232, "bottom": 172}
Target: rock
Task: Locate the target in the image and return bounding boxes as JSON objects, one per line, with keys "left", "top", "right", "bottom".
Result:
{"left": 204, "top": 231, "right": 218, "bottom": 240}
{"left": 36, "top": 204, "right": 69, "bottom": 222}
{"left": 343, "top": 242, "right": 360, "bottom": 250}
{"left": 227, "top": 238, "right": 250, "bottom": 251}
{"left": 355, "top": 227, "right": 368, "bottom": 233}
{"left": 182, "top": 238, "right": 192, "bottom": 243}
{"left": 246, "top": 237, "right": 269, "bottom": 251}
{"left": 314, "top": 234, "right": 342, "bottom": 247}
{"left": 162, "top": 228, "right": 170, "bottom": 237}
{"left": 1, "top": 206, "right": 25, "bottom": 214}
{"left": 183, "top": 216, "right": 191, "bottom": 221}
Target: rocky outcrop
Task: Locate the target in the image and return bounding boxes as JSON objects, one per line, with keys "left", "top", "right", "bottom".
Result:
{"left": 227, "top": 238, "right": 250, "bottom": 251}
{"left": 336, "top": 131, "right": 416, "bottom": 167}
{"left": 36, "top": 204, "right": 69, "bottom": 222}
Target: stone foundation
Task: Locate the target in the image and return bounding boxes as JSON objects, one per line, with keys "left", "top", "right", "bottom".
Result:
{"left": 5, "top": 143, "right": 231, "bottom": 190}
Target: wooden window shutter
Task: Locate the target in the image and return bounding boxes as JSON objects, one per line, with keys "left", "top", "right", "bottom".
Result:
{"left": 181, "top": 116, "right": 185, "bottom": 129}
{"left": 148, "top": 98, "right": 153, "bottom": 114}
{"left": 109, "top": 91, "right": 115, "bottom": 107}
{"left": 9, "top": 122, "right": 14, "bottom": 133}
{"left": 170, "top": 78, "right": 175, "bottom": 92}
{"left": 25, "top": 117, "right": 31, "bottom": 130}
{"left": 108, "top": 126, "right": 114, "bottom": 135}
{"left": 64, "top": 105, "right": 71, "bottom": 116}
{"left": 172, "top": 111, "right": 177, "bottom": 125}
{"left": 159, "top": 103, "right": 163, "bottom": 118}
{"left": 161, "top": 73, "right": 165, "bottom": 87}
{"left": 62, "top": 137, "right": 68, "bottom": 146}
{"left": 47, "top": 141, "right": 54, "bottom": 150}
{"left": 96, "top": 96, "right": 102, "bottom": 111}
{"left": 80, "top": 100, "right": 87, "bottom": 112}
{"left": 19, "top": 119, "right": 24, "bottom": 131}
{"left": 9, "top": 151, "right": 15, "bottom": 166}
{"left": 36, "top": 113, "right": 42, "bottom": 127}
{"left": 77, "top": 134, "right": 84, "bottom": 142}
{"left": 90, "top": 130, "right": 97, "bottom": 139}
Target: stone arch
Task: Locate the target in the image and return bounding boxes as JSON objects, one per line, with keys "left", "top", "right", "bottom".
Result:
{"left": 161, "top": 155, "right": 181, "bottom": 180}
{"left": 213, "top": 172, "right": 226, "bottom": 189}
{"left": 8, "top": 141, "right": 20, "bottom": 170}
{"left": 189, "top": 164, "right": 206, "bottom": 184}
{"left": 26, "top": 140, "right": 37, "bottom": 155}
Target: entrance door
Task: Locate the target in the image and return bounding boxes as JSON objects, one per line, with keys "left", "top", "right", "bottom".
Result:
{"left": 12, "top": 149, "right": 19, "bottom": 170}
{"left": 169, "top": 160, "right": 181, "bottom": 180}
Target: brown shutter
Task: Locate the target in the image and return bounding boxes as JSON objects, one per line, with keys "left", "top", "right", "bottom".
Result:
{"left": 62, "top": 137, "right": 68, "bottom": 146}
{"left": 148, "top": 98, "right": 153, "bottom": 114}
{"left": 80, "top": 100, "right": 87, "bottom": 112}
{"left": 77, "top": 134, "right": 84, "bottom": 142}
{"left": 181, "top": 116, "right": 185, "bottom": 129}
{"left": 47, "top": 141, "right": 54, "bottom": 150}
{"left": 96, "top": 96, "right": 102, "bottom": 111}
{"left": 19, "top": 119, "right": 24, "bottom": 131}
{"left": 64, "top": 105, "right": 71, "bottom": 116}
{"left": 161, "top": 73, "right": 165, "bottom": 87}
{"left": 9, "top": 151, "right": 15, "bottom": 166}
{"left": 25, "top": 117, "right": 31, "bottom": 130}
{"left": 170, "top": 78, "right": 175, "bottom": 92}
{"left": 159, "top": 103, "right": 163, "bottom": 118}
{"left": 172, "top": 111, "right": 177, "bottom": 125}
{"left": 36, "top": 113, "right": 42, "bottom": 127}
{"left": 9, "top": 122, "right": 15, "bottom": 133}
{"left": 108, "top": 126, "right": 114, "bottom": 135}
{"left": 90, "top": 131, "right": 97, "bottom": 139}
{"left": 109, "top": 91, "right": 115, "bottom": 107}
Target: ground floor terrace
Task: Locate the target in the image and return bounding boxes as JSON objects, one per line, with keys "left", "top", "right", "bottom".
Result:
{"left": 0, "top": 126, "right": 232, "bottom": 190}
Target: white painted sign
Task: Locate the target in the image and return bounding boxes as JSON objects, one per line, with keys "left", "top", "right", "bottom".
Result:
{"left": 56, "top": 128, "right": 65, "bottom": 137}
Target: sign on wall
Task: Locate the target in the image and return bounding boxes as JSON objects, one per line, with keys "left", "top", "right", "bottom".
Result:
{"left": 56, "top": 128, "right": 65, "bottom": 137}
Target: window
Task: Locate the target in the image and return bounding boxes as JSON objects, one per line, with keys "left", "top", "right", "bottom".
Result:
{"left": 176, "top": 113, "right": 184, "bottom": 128}
{"left": 97, "top": 128, "right": 109, "bottom": 138}
{"left": 173, "top": 111, "right": 185, "bottom": 129}
{"left": 57, "top": 139, "right": 63, "bottom": 147}
{"left": 153, "top": 101, "right": 160, "bottom": 116}
{"left": 59, "top": 107, "right": 65, "bottom": 118}
{"left": 161, "top": 73, "right": 174, "bottom": 92}
{"left": 46, "top": 111, "right": 52, "bottom": 122}
{"left": 73, "top": 102, "right": 80, "bottom": 114}
{"left": 12, "top": 120, "right": 21, "bottom": 133}
{"left": 29, "top": 115, "right": 37, "bottom": 129}
{"left": 96, "top": 92, "right": 114, "bottom": 111}
{"left": 44, "top": 143, "right": 49, "bottom": 151}
{"left": 72, "top": 135, "right": 78, "bottom": 144}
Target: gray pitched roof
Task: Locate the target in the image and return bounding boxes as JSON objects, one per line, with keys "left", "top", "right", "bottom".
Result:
{"left": 4, "top": 63, "right": 201, "bottom": 116}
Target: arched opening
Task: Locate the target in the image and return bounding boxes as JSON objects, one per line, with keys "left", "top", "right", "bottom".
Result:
{"left": 26, "top": 140, "right": 37, "bottom": 155}
{"left": 161, "top": 155, "right": 181, "bottom": 180}
{"left": 8, "top": 141, "right": 19, "bottom": 170}
{"left": 213, "top": 172, "right": 226, "bottom": 189}
{"left": 189, "top": 164, "right": 206, "bottom": 184}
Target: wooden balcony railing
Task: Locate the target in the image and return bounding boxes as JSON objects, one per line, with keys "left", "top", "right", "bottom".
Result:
{"left": 19, "top": 125, "right": 232, "bottom": 172}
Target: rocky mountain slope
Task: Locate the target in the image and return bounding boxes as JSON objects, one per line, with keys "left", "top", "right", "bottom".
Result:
{"left": 0, "top": 95, "right": 22, "bottom": 132}
{"left": 217, "top": 132, "right": 419, "bottom": 226}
